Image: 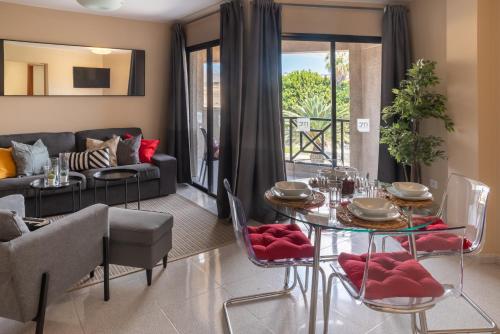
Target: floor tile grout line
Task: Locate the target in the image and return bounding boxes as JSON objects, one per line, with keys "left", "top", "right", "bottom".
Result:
{"left": 69, "top": 291, "right": 88, "bottom": 334}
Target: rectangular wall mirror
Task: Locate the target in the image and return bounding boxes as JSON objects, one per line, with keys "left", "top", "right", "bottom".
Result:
{"left": 0, "top": 40, "right": 145, "bottom": 96}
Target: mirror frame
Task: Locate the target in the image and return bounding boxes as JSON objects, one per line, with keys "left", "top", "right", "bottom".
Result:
{"left": 0, "top": 39, "right": 145, "bottom": 97}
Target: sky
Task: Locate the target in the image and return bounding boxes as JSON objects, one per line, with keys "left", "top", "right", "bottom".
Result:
{"left": 282, "top": 52, "right": 330, "bottom": 75}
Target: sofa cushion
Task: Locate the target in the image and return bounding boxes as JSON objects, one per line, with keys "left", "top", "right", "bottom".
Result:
{"left": 117, "top": 135, "right": 141, "bottom": 166}
{"left": 86, "top": 137, "right": 120, "bottom": 167}
{"left": 0, "top": 172, "right": 86, "bottom": 198}
{"left": 0, "top": 132, "right": 75, "bottom": 157}
{"left": 11, "top": 140, "right": 49, "bottom": 176}
{"left": 246, "top": 224, "right": 314, "bottom": 260}
{"left": 338, "top": 252, "right": 445, "bottom": 300}
{"left": 0, "top": 148, "right": 16, "bottom": 179}
{"left": 81, "top": 163, "right": 160, "bottom": 188}
{"left": 0, "top": 209, "right": 29, "bottom": 242}
{"left": 109, "top": 207, "right": 173, "bottom": 245}
{"left": 75, "top": 128, "right": 142, "bottom": 152}
{"left": 67, "top": 149, "right": 111, "bottom": 171}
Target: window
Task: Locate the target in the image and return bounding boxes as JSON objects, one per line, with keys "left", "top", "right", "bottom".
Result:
{"left": 281, "top": 34, "right": 382, "bottom": 179}
{"left": 187, "top": 41, "right": 220, "bottom": 195}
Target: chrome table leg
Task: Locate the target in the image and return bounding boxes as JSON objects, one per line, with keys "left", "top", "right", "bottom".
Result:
{"left": 308, "top": 226, "right": 323, "bottom": 334}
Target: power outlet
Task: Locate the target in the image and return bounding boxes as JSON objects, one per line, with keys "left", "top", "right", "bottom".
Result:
{"left": 429, "top": 179, "right": 438, "bottom": 189}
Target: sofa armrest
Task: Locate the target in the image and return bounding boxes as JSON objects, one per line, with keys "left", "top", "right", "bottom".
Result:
{"left": 2, "top": 204, "right": 108, "bottom": 322}
{"left": 151, "top": 153, "right": 177, "bottom": 195}
{"left": 0, "top": 194, "right": 25, "bottom": 217}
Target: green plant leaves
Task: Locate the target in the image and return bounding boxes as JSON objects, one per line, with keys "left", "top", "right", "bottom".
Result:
{"left": 381, "top": 59, "right": 454, "bottom": 167}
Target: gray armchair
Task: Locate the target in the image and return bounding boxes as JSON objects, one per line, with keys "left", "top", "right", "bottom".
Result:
{"left": 0, "top": 195, "right": 110, "bottom": 334}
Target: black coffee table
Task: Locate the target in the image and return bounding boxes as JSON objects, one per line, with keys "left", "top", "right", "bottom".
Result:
{"left": 93, "top": 169, "right": 140, "bottom": 209}
{"left": 30, "top": 177, "right": 82, "bottom": 217}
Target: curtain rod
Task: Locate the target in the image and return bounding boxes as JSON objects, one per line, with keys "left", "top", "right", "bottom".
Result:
{"left": 279, "top": 3, "right": 384, "bottom": 12}
{"left": 184, "top": 1, "right": 385, "bottom": 25}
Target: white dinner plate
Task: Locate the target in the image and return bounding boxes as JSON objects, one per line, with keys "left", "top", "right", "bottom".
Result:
{"left": 347, "top": 204, "right": 400, "bottom": 222}
{"left": 271, "top": 187, "right": 312, "bottom": 200}
{"left": 386, "top": 186, "right": 433, "bottom": 201}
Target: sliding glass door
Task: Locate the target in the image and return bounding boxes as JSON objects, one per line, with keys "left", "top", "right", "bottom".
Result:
{"left": 281, "top": 35, "right": 382, "bottom": 179}
{"left": 187, "top": 42, "right": 220, "bottom": 195}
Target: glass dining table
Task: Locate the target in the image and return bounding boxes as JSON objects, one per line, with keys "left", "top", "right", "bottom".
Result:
{"left": 265, "top": 185, "right": 434, "bottom": 334}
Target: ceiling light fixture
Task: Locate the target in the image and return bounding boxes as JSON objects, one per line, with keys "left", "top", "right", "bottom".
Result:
{"left": 76, "top": 0, "right": 124, "bottom": 12}
{"left": 90, "top": 47, "right": 113, "bottom": 55}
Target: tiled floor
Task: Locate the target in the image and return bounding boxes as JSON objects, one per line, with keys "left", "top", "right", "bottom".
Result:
{"left": 2, "top": 185, "right": 500, "bottom": 334}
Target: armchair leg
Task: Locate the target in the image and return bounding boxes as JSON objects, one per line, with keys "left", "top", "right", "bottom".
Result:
{"left": 34, "top": 272, "right": 49, "bottom": 334}
{"left": 163, "top": 255, "right": 168, "bottom": 269}
{"left": 146, "top": 269, "right": 152, "bottom": 286}
{"left": 102, "top": 237, "right": 110, "bottom": 301}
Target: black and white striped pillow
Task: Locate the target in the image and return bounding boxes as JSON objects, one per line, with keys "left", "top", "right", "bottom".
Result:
{"left": 67, "top": 148, "right": 111, "bottom": 171}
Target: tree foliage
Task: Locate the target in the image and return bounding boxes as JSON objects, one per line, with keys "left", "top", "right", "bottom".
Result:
{"left": 380, "top": 59, "right": 454, "bottom": 180}
{"left": 282, "top": 70, "right": 331, "bottom": 112}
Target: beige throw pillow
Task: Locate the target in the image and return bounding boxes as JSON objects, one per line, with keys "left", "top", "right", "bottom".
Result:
{"left": 86, "top": 136, "right": 120, "bottom": 167}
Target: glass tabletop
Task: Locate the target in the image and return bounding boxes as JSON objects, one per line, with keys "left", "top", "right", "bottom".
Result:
{"left": 30, "top": 177, "right": 81, "bottom": 190}
{"left": 266, "top": 185, "right": 434, "bottom": 232}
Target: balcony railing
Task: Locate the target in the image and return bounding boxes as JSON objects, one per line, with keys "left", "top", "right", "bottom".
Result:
{"left": 283, "top": 116, "right": 350, "bottom": 165}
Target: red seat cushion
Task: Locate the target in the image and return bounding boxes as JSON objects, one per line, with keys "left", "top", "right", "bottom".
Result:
{"left": 338, "top": 252, "right": 444, "bottom": 300}
{"left": 124, "top": 133, "right": 160, "bottom": 163}
{"left": 246, "top": 224, "right": 314, "bottom": 260}
{"left": 396, "top": 216, "right": 472, "bottom": 251}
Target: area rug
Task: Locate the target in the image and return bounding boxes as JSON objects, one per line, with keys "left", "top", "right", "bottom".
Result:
{"left": 48, "top": 194, "right": 235, "bottom": 290}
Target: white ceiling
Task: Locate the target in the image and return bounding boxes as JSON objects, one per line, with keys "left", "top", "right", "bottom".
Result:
{"left": 0, "top": 0, "right": 412, "bottom": 22}
{"left": 0, "top": 0, "right": 222, "bottom": 22}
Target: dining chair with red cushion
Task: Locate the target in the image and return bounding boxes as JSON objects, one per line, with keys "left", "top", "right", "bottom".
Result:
{"left": 323, "top": 227, "right": 498, "bottom": 334}
{"left": 222, "top": 179, "right": 326, "bottom": 334}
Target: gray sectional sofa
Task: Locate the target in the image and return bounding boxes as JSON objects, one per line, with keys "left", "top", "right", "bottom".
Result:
{"left": 0, "top": 127, "right": 177, "bottom": 216}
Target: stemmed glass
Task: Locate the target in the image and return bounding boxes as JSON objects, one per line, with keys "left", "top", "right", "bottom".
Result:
{"left": 328, "top": 180, "right": 343, "bottom": 208}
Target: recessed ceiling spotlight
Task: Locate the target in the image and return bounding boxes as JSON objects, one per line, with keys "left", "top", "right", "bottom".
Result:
{"left": 76, "top": 0, "right": 124, "bottom": 12}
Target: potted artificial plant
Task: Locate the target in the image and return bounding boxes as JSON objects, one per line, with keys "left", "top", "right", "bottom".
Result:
{"left": 380, "top": 59, "right": 454, "bottom": 183}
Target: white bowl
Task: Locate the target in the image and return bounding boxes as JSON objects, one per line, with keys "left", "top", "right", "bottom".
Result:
{"left": 392, "top": 182, "right": 429, "bottom": 196}
{"left": 275, "top": 181, "right": 310, "bottom": 196}
{"left": 352, "top": 198, "right": 395, "bottom": 216}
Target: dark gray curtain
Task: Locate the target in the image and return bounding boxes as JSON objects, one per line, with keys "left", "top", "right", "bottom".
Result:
{"left": 216, "top": 0, "right": 244, "bottom": 218}
{"left": 378, "top": 5, "right": 411, "bottom": 182}
{"left": 235, "top": 0, "right": 285, "bottom": 222}
{"left": 127, "top": 49, "right": 145, "bottom": 96}
{"left": 167, "top": 24, "right": 191, "bottom": 183}
{"left": 0, "top": 40, "right": 4, "bottom": 96}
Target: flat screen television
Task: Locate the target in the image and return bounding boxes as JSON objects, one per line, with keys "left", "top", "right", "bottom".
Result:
{"left": 73, "top": 67, "right": 110, "bottom": 88}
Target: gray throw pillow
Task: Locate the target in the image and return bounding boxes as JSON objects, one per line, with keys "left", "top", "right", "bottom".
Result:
{"left": 0, "top": 209, "right": 29, "bottom": 242}
{"left": 11, "top": 139, "right": 49, "bottom": 176}
{"left": 117, "top": 135, "right": 141, "bottom": 165}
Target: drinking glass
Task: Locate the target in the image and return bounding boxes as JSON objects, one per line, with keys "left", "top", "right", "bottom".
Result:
{"left": 366, "top": 181, "right": 380, "bottom": 198}
{"left": 59, "top": 153, "right": 69, "bottom": 184}
{"left": 328, "top": 180, "right": 343, "bottom": 208}
{"left": 43, "top": 164, "right": 50, "bottom": 187}
{"left": 48, "top": 157, "right": 60, "bottom": 187}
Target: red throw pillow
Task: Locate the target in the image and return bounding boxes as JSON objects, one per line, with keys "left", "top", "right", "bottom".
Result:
{"left": 124, "top": 133, "right": 160, "bottom": 163}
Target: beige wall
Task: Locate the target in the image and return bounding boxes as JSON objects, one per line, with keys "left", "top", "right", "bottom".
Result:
{"left": 185, "top": 13, "right": 220, "bottom": 47}
{"left": 410, "top": 0, "right": 500, "bottom": 255}
{"left": 0, "top": 2, "right": 170, "bottom": 147}
{"left": 4, "top": 61, "right": 28, "bottom": 95}
{"left": 102, "top": 52, "right": 132, "bottom": 96}
{"left": 282, "top": 6, "right": 382, "bottom": 36}
{"left": 5, "top": 43, "right": 106, "bottom": 95}
{"left": 184, "top": 2, "right": 383, "bottom": 47}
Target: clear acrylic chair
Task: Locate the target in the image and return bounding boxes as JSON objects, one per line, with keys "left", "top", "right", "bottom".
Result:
{"left": 222, "top": 179, "right": 327, "bottom": 333}
{"left": 325, "top": 227, "right": 498, "bottom": 334}
{"left": 436, "top": 173, "right": 490, "bottom": 254}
